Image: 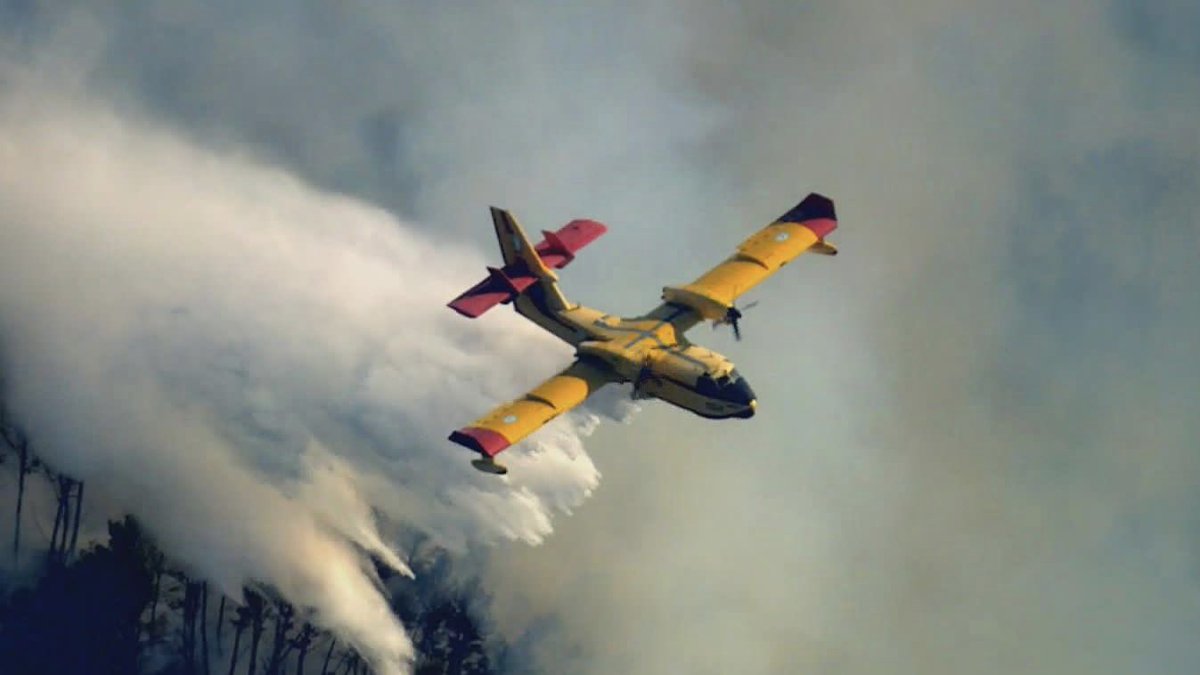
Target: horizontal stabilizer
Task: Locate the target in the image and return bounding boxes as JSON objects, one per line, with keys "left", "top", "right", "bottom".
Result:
{"left": 536, "top": 219, "right": 607, "bottom": 268}
{"left": 448, "top": 266, "right": 539, "bottom": 318}
{"left": 448, "top": 217, "right": 608, "bottom": 318}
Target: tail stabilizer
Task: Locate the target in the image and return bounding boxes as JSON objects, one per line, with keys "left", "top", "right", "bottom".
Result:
{"left": 449, "top": 210, "right": 607, "bottom": 319}
{"left": 491, "top": 207, "right": 559, "bottom": 281}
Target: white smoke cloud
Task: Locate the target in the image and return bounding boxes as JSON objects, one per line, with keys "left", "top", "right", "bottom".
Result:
{"left": 0, "top": 66, "right": 609, "bottom": 673}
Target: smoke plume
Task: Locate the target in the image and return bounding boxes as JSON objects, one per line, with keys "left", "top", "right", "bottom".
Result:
{"left": 0, "top": 66, "right": 612, "bottom": 673}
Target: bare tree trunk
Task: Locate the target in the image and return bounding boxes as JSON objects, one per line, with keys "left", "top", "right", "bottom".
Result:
{"left": 333, "top": 651, "right": 349, "bottom": 675}
{"left": 181, "top": 580, "right": 200, "bottom": 675}
{"left": 201, "top": 583, "right": 211, "bottom": 675}
{"left": 246, "top": 591, "right": 266, "bottom": 675}
{"left": 10, "top": 434, "right": 28, "bottom": 563}
{"left": 228, "top": 615, "right": 246, "bottom": 675}
{"left": 320, "top": 638, "right": 337, "bottom": 675}
{"left": 149, "top": 567, "right": 163, "bottom": 626}
{"left": 67, "top": 480, "right": 84, "bottom": 561}
{"left": 293, "top": 625, "right": 315, "bottom": 675}
{"left": 48, "top": 476, "right": 78, "bottom": 566}
{"left": 265, "top": 601, "right": 294, "bottom": 675}
{"left": 216, "top": 596, "right": 228, "bottom": 650}
{"left": 247, "top": 627, "right": 263, "bottom": 675}
{"left": 48, "top": 475, "right": 65, "bottom": 564}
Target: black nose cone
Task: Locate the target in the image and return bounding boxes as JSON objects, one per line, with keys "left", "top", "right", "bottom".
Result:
{"left": 729, "top": 377, "right": 756, "bottom": 405}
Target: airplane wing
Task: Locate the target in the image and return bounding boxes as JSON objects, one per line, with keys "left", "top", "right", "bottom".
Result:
{"left": 449, "top": 358, "right": 618, "bottom": 459}
{"left": 655, "top": 193, "right": 838, "bottom": 331}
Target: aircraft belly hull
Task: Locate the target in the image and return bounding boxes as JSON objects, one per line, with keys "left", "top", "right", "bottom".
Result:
{"left": 642, "top": 375, "right": 740, "bottom": 419}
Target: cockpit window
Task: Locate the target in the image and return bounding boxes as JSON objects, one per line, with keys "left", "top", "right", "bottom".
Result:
{"left": 699, "top": 370, "right": 754, "bottom": 403}
{"left": 696, "top": 374, "right": 720, "bottom": 397}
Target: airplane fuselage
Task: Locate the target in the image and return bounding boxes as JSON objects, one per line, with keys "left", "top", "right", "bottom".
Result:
{"left": 520, "top": 300, "right": 758, "bottom": 420}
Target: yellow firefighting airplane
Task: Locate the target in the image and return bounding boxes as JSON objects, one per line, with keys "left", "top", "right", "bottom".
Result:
{"left": 448, "top": 193, "right": 838, "bottom": 474}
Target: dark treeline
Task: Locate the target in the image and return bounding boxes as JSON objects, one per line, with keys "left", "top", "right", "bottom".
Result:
{"left": 1, "top": 414, "right": 84, "bottom": 570}
{"left": 0, "top": 407, "right": 495, "bottom": 675}
{"left": 0, "top": 515, "right": 372, "bottom": 675}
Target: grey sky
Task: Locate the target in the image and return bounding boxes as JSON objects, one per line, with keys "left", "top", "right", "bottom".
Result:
{"left": 1, "top": 2, "right": 1198, "bottom": 674}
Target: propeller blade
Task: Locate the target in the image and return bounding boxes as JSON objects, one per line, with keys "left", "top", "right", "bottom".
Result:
{"left": 713, "top": 302, "right": 756, "bottom": 340}
{"left": 717, "top": 304, "right": 746, "bottom": 340}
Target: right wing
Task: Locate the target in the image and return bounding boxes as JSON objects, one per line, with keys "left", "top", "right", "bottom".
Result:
{"left": 652, "top": 193, "right": 838, "bottom": 332}
{"left": 449, "top": 358, "right": 618, "bottom": 458}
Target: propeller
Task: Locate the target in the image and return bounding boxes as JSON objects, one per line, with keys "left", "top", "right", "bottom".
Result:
{"left": 713, "top": 300, "right": 759, "bottom": 341}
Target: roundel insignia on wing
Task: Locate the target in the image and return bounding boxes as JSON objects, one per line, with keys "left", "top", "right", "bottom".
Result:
{"left": 774, "top": 231, "right": 791, "bottom": 242}
{"left": 502, "top": 414, "right": 518, "bottom": 425}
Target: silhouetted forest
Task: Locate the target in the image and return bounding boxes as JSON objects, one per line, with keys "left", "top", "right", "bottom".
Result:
{"left": 0, "top": 409, "right": 494, "bottom": 675}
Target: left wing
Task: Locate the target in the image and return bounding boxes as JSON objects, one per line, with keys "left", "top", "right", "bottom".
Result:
{"left": 449, "top": 358, "right": 618, "bottom": 459}
{"left": 658, "top": 193, "right": 837, "bottom": 328}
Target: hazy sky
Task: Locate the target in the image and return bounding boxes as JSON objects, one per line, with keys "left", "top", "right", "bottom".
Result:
{"left": 1, "top": 2, "right": 1198, "bottom": 674}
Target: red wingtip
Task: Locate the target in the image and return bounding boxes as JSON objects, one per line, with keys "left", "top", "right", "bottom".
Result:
{"left": 780, "top": 193, "right": 837, "bottom": 239}
{"left": 449, "top": 427, "right": 511, "bottom": 457}
{"left": 802, "top": 218, "right": 837, "bottom": 239}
